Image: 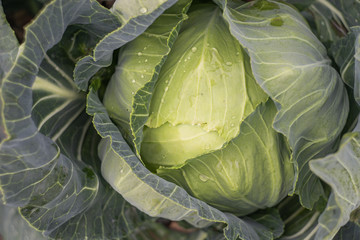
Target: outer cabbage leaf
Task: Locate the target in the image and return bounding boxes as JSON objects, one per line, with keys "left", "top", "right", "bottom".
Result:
{"left": 0, "top": 0, "right": 18, "bottom": 80}
{"left": 0, "top": 204, "right": 46, "bottom": 240}
{"left": 355, "top": 28, "right": 360, "bottom": 105}
{"left": 309, "top": 122, "right": 360, "bottom": 239}
{"left": 277, "top": 196, "right": 323, "bottom": 239}
{"left": 329, "top": 27, "right": 360, "bottom": 132}
{"left": 0, "top": 0, "right": 170, "bottom": 239}
{"left": 218, "top": 0, "right": 349, "bottom": 209}
{"left": 0, "top": 0, "right": 19, "bottom": 144}
{"left": 74, "top": 0, "right": 178, "bottom": 91}
{"left": 307, "top": 0, "right": 348, "bottom": 45}
{"left": 333, "top": 221, "right": 360, "bottom": 240}
{"left": 308, "top": 29, "right": 360, "bottom": 240}
{"left": 308, "top": 0, "right": 360, "bottom": 45}
{"left": 330, "top": 27, "right": 360, "bottom": 88}
{"left": 285, "top": 0, "right": 316, "bottom": 11}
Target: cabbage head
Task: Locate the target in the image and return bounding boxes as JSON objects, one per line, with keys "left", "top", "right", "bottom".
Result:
{"left": 101, "top": 0, "right": 348, "bottom": 231}
{"left": 103, "top": 3, "right": 295, "bottom": 216}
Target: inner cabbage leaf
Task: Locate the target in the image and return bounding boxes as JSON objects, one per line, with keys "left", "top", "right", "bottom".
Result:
{"left": 142, "top": 4, "right": 268, "bottom": 169}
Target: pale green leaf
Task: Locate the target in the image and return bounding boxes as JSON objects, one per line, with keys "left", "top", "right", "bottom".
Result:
{"left": 218, "top": 0, "right": 349, "bottom": 209}
{"left": 74, "top": 0, "right": 178, "bottom": 91}
{"left": 103, "top": 0, "right": 192, "bottom": 159}
{"left": 157, "top": 100, "right": 293, "bottom": 216}
{"left": 310, "top": 120, "right": 360, "bottom": 239}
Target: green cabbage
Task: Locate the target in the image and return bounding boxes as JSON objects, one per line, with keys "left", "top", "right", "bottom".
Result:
{"left": 105, "top": 3, "right": 294, "bottom": 215}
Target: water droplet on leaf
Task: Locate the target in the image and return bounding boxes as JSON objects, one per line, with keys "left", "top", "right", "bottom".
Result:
{"left": 199, "top": 174, "right": 210, "bottom": 182}
{"left": 139, "top": 7, "right": 147, "bottom": 14}
{"left": 191, "top": 47, "right": 197, "bottom": 52}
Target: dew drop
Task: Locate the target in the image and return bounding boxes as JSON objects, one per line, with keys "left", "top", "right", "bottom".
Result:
{"left": 145, "top": 59, "right": 148, "bottom": 62}
{"left": 144, "top": 69, "right": 147, "bottom": 72}
{"left": 187, "top": 56, "right": 191, "bottom": 60}
{"left": 161, "top": 99, "right": 164, "bottom": 103}
{"left": 143, "top": 46, "right": 147, "bottom": 50}
{"left": 131, "top": 91, "right": 135, "bottom": 95}
{"left": 164, "top": 86, "right": 169, "bottom": 91}
{"left": 120, "top": 169, "right": 124, "bottom": 173}
{"left": 226, "top": 61, "right": 232, "bottom": 66}
{"left": 141, "top": 74, "right": 144, "bottom": 78}
{"left": 165, "top": 80, "right": 169, "bottom": 84}
{"left": 236, "top": 52, "right": 240, "bottom": 56}
{"left": 184, "top": 59, "right": 188, "bottom": 62}
{"left": 191, "top": 47, "right": 197, "bottom": 52}
{"left": 230, "top": 123, "right": 235, "bottom": 127}
{"left": 132, "top": 79, "right": 136, "bottom": 83}
{"left": 137, "top": 52, "right": 143, "bottom": 56}
{"left": 139, "top": 7, "right": 147, "bottom": 14}
{"left": 199, "top": 174, "right": 210, "bottom": 182}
